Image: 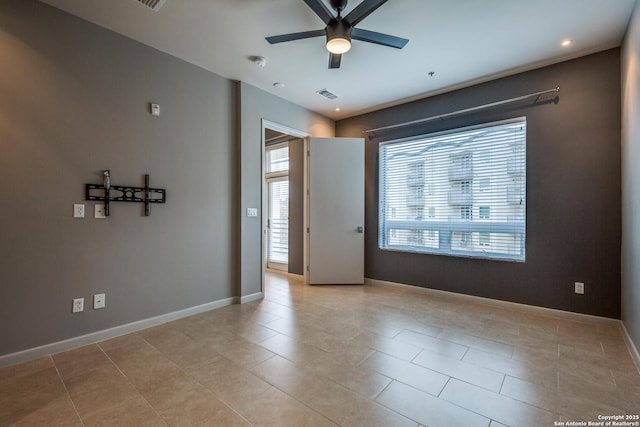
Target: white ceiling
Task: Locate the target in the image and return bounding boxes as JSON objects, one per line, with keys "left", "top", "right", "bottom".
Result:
{"left": 39, "top": 0, "right": 636, "bottom": 120}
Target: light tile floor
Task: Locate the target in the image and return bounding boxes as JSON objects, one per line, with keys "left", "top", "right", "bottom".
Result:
{"left": 1, "top": 272, "right": 639, "bottom": 426}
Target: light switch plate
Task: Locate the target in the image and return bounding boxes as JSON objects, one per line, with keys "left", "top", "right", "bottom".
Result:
{"left": 247, "top": 208, "right": 258, "bottom": 217}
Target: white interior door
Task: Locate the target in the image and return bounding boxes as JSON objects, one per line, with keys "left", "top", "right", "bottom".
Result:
{"left": 308, "top": 137, "right": 364, "bottom": 284}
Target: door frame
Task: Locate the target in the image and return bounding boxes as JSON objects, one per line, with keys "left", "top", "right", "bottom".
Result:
{"left": 261, "top": 120, "right": 309, "bottom": 293}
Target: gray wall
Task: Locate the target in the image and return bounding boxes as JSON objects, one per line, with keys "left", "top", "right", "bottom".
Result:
{"left": 337, "top": 49, "right": 622, "bottom": 318}
{"left": 622, "top": 2, "right": 640, "bottom": 352}
{"left": 288, "top": 138, "right": 305, "bottom": 276}
{"left": 239, "top": 83, "right": 333, "bottom": 298}
{"left": 0, "top": 1, "right": 335, "bottom": 357}
{"left": 0, "top": 0, "right": 239, "bottom": 356}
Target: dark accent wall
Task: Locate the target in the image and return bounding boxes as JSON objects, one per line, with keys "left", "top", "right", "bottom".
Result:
{"left": 337, "top": 49, "right": 622, "bottom": 318}
{"left": 0, "top": 0, "right": 237, "bottom": 355}
{"left": 288, "top": 138, "right": 305, "bottom": 275}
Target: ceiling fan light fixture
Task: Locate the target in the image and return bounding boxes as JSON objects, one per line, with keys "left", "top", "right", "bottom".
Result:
{"left": 265, "top": 0, "right": 408, "bottom": 69}
{"left": 326, "top": 36, "right": 351, "bottom": 54}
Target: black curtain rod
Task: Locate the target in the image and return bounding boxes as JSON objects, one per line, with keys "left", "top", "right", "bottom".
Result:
{"left": 362, "top": 87, "right": 560, "bottom": 134}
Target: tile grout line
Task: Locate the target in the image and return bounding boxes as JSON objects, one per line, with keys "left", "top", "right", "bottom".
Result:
{"left": 437, "top": 376, "right": 452, "bottom": 398}
{"left": 498, "top": 373, "right": 507, "bottom": 394}
{"left": 371, "top": 374, "right": 395, "bottom": 401}
{"left": 442, "top": 377, "right": 562, "bottom": 426}
{"left": 497, "top": 374, "right": 590, "bottom": 421}
{"left": 184, "top": 369, "right": 258, "bottom": 427}
{"left": 460, "top": 345, "right": 471, "bottom": 360}
{"left": 96, "top": 343, "right": 171, "bottom": 426}
{"left": 368, "top": 379, "right": 432, "bottom": 427}
{"left": 426, "top": 377, "right": 497, "bottom": 424}
{"left": 263, "top": 378, "right": 346, "bottom": 427}
{"left": 49, "top": 354, "right": 86, "bottom": 427}
{"left": 609, "top": 367, "right": 617, "bottom": 387}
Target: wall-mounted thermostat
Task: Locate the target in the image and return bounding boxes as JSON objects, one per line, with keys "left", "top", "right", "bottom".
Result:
{"left": 150, "top": 103, "right": 160, "bottom": 117}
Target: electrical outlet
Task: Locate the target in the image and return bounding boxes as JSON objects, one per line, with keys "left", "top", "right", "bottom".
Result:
{"left": 575, "top": 282, "right": 585, "bottom": 294}
{"left": 93, "top": 293, "right": 105, "bottom": 309}
{"left": 94, "top": 204, "right": 106, "bottom": 219}
{"left": 73, "top": 204, "right": 85, "bottom": 218}
{"left": 72, "top": 298, "right": 84, "bottom": 313}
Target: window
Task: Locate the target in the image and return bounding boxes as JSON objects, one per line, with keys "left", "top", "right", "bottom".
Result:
{"left": 409, "top": 162, "right": 424, "bottom": 179}
{"left": 266, "top": 145, "right": 289, "bottom": 173}
{"left": 408, "top": 230, "right": 424, "bottom": 245}
{"left": 479, "top": 206, "right": 490, "bottom": 219}
{"left": 379, "top": 118, "right": 526, "bottom": 261}
{"left": 266, "top": 143, "right": 290, "bottom": 269}
{"left": 414, "top": 207, "right": 424, "bottom": 220}
{"left": 460, "top": 206, "right": 472, "bottom": 220}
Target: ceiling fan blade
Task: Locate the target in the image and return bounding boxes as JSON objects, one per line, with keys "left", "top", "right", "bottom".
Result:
{"left": 303, "top": 0, "right": 335, "bottom": 25}
{"left": 328, "top": 53, "right": 342, "bottom": 69}
{"left": 344, "top": 0, "right": 389, "bottom": 27}
{"left": 266, "top": 29, "right": 326, "bottom": 44}
{"left": 351, "top": 28, "right": 408, "bottom": 49}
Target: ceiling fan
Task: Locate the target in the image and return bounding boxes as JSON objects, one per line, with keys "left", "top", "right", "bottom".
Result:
{"left": 265, "top": 0, "right": 409, "bottom": 69}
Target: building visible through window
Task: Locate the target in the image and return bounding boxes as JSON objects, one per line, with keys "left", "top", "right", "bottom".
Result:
{"left": 379, "top": 118, "right": 526, "bottom": 261}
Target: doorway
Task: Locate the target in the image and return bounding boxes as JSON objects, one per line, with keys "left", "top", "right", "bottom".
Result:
{"left": 261, "top": 121, "right": 309, "bottom": 292}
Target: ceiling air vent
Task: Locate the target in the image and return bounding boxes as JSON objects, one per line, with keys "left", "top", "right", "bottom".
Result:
{"left": 134, "top": 0, "right": 167, "bottom": 11}
{"left": 316, "top": 88, "right": 338, "bottom": 100}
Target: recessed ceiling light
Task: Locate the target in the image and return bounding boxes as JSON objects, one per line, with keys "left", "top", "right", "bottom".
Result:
{"left": 273, "top": 82, "right": 285, "bottom": 88}
{"left": 561, "top": 39, "right": 572, "bottom": 47}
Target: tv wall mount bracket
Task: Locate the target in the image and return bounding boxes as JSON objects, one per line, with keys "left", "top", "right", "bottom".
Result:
{"left": 85, "top": 170, "right": 166, "bottom": 217}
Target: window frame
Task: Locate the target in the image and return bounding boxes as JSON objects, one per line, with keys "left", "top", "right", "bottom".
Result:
{"left": 378, "top": 117, "right": 527, "bottom": 262}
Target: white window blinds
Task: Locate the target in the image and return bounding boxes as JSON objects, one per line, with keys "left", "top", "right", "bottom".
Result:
{"left": 268, "top": 179, "right": 289, "bottom": 264}
{"left": 379, "top": 118, "right": 526, "bottom": 261}
{"left": 266, "top": 143, "right": 290, "bottom": 266}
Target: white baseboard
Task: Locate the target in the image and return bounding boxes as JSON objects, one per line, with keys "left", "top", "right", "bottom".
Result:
{"left": 622, "top": 322, "right": 640, "bottom": 375}
{"left": 0, "top": 296, "right": 237, "bottom": 369}
{"left": 240, "top": 292, "right": 264, "bottom": 304}
{"left": 365, "top": 278, "right": 621, "bottom": 327}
